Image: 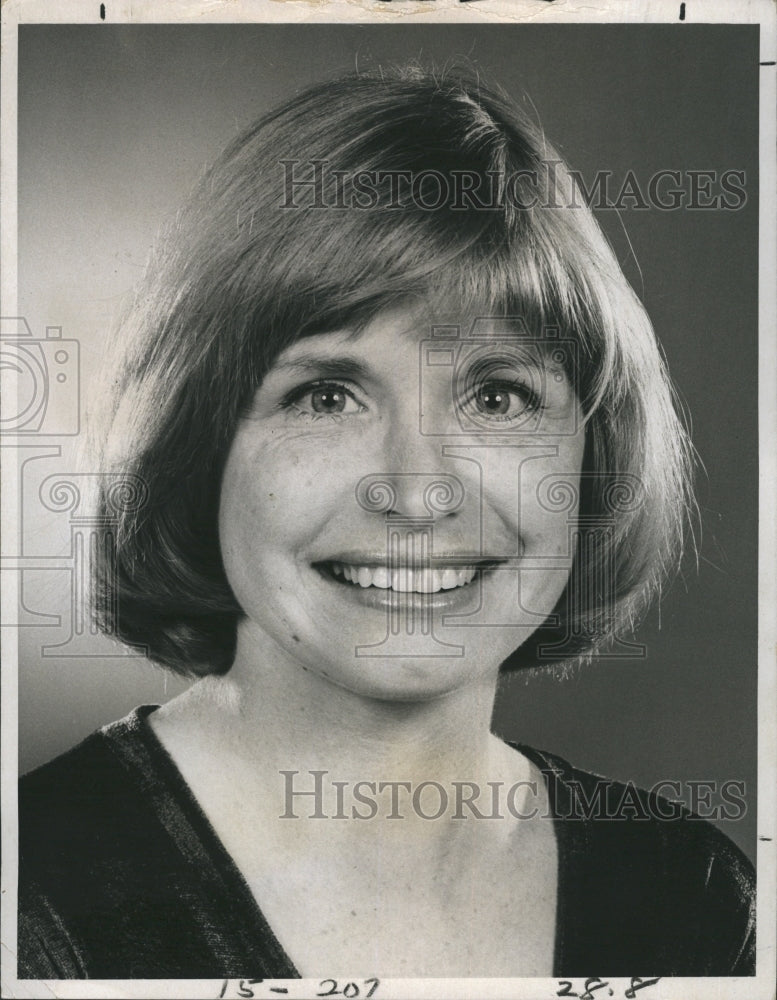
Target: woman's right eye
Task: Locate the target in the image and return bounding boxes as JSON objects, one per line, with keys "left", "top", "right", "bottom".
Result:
{"left": 283, "top": 381, "right": 365, "bottom": 418}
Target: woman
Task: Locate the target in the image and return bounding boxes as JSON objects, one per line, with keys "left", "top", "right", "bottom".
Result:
{"left": 19, "top": 69, "right": 755, "bottom": 979}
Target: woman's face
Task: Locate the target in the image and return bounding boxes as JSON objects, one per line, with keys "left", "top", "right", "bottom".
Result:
{"left": 219, "top": 305, "right": 585, "bottom": 701}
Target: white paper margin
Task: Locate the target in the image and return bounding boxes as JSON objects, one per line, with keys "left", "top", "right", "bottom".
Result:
{"left": 1, "top": 2, "right": 775, "bottom": 999}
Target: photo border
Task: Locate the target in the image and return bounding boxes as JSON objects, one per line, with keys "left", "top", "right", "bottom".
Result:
{"left": 1, "top": 2, "right": 774, "bottom": 998}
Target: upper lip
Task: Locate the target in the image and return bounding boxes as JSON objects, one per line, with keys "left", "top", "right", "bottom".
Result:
{"left": 313, "top": 552, "right": 508, "bottom": 569}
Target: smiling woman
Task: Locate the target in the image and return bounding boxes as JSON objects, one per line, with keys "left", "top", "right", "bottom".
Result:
{"left": 218, "top": 309, "right": 585, "bottom": 704}
{"left": 18, "top": 69, "right": 755, "bottom": 980}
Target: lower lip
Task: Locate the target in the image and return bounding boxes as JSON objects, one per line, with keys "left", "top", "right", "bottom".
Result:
{"left": 314, "top": 566, "right": 489, "bottom": 614}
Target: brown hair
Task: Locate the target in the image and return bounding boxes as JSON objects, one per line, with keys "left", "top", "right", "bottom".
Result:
{"left": 92, "top": 68, "right": 694, "bottom": 676}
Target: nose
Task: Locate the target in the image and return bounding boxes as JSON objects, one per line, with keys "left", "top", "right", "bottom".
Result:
{"left": 356, "top": 470, "right": 465, "bottom": 522}
{"left": 356, "top": 419, "right": 467, "bottom": 522}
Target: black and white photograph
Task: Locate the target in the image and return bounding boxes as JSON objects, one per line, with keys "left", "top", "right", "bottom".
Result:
{"left": 1, "top": 2, "right": 775, "bottom": 998}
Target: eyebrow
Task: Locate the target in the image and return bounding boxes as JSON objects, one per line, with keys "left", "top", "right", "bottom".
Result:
{"left": 270, "top": 355, "right": 373, "bottom": 381}
{"left": 270, "top": 346, "right": 570, "bottom": 385}
{"left": 480, "top": 349, "right": 565, "bottom": 374}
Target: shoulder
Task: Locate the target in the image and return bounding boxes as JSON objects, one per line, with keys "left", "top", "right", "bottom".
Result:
{"left": 19, "top": 728, "right": 127, "bottom": 977}
{"left": 18, "top": 707, "right": 200, "bottom": 978}
{"left": 518, "top": 744, "right": 756, "bottom": 976}
{"left": 20, "top": 708, "right": 165, "bottom": 873}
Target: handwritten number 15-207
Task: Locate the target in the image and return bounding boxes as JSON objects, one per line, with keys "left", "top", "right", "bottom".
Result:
{"left": 318, "top": 979, "right": 380, "bottom": 997}
{"left": 218, "top": 979, "right": 380, "bottom": 999}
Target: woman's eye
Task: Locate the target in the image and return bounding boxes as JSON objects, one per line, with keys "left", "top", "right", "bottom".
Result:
{"left": 474, "top": 387, "right": 513, "bottom": 416}
{"left": 286, "top": 382, "right": 364, "bottom": 417}
{"left": 467, "top": 381, "right": 540, "bottom": 421}
{"left": 309, "top": 387, "right": 348, "bottom": 414}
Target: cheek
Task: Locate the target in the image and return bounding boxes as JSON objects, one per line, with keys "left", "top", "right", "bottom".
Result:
{"left": 480, "top": 433, "right": 585, "bottom": 555}
{"left": 218, "top": 431, "right": 365, "bottom": 561}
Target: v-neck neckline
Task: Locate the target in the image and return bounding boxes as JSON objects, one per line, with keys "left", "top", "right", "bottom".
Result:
{"left": 104, "top": 704, "right": 583, "bottom": 978}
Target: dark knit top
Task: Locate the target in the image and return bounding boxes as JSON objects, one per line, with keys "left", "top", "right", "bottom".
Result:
{"left": 18, "top": 706, "right": 756, "bottom": 979}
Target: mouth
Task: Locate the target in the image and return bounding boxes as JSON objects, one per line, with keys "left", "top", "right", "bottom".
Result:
{"left": 313, "top": 557, "right": 503, "bottom": 595}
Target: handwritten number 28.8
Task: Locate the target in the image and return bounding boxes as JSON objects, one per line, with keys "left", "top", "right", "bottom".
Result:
{"left": 557, "top": 977, "right": 661, "bottom": 1000}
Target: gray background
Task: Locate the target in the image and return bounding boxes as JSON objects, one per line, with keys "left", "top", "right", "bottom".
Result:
{"left": 16, "top": 24, "right": 758, "bottom": 860}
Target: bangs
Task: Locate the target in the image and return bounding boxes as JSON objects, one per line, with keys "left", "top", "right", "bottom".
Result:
{"left": 258, "top": 189, "right": 612, "bottom": 417}
{"left": 206, "top": 72, "right": 622, "bottom": 415}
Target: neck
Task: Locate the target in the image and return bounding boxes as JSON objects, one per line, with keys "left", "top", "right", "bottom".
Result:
{"left": 151, "top": 626, "right": 543, "bottom": 889}
{"left": 161, "top": 622, "right": 524, "bottom": 832}
{"left": 220, "top": 640, "right": 498, "bottom": 779}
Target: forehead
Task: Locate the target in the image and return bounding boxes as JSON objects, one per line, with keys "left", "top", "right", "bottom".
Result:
{"left": 274, "top": 304, "right": 574, "bottom": 373}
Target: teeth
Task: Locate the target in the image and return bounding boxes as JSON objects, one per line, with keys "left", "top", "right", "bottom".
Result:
{"left": 329, "top": 563, "right": 479, "bottom": 593}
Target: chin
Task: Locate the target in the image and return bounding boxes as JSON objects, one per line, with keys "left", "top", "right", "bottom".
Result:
{"left": 315, "top": 650, "right": 497, "bottom": 705}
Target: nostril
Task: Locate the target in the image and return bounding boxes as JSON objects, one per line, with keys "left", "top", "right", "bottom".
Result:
{"left": 355, "top": 472, "right": 465, "bottom": 520}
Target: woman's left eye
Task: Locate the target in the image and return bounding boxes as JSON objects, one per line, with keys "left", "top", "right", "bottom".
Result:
{"left": 284, "top": 382, "right": 365, "bottom": 418}
{"left": 464, "top": 380, "right": 541, "bottom": 422}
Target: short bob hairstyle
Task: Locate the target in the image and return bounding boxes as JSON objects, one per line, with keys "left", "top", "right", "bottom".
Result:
{"left": 93, "top": 68, "right": 694, "bottom": 677}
